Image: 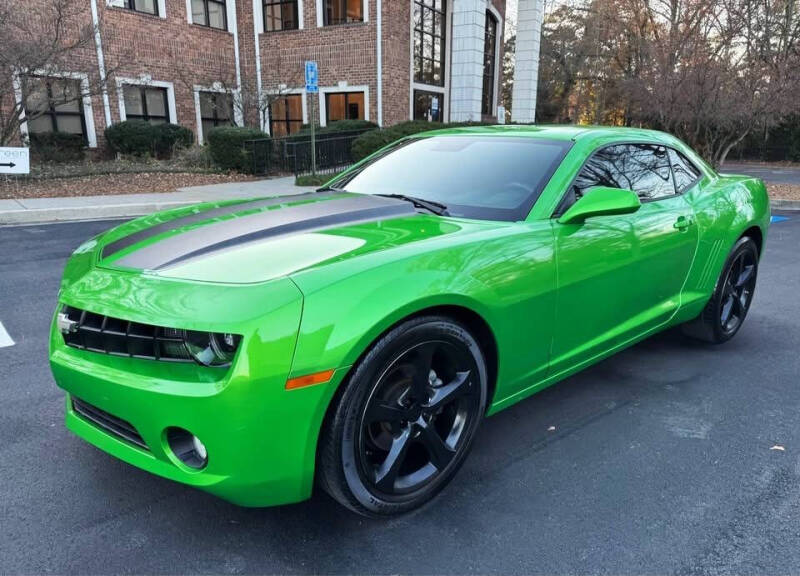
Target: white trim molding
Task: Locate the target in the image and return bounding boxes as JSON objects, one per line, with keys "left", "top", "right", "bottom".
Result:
{"left": 318, "top": 84, "right": 370, "bottom": 127}
{"left": 115, "top": 76, "right": 178, "bottom": 124}
{"left": 264, "top": 87, "right": 308, "bottom": 136}
{"left": 90, "top": 0, "right": 113, "bottom": 128}
{"left": 316, "top": 0, "right": 369, "bottom": 27}
{"left": 14, "top": 70, "right": 99, "bottom": 148}
{"left": 106, "top": 0, "right": 167, "bottom": 18}
{"left": 252, "top": 0, "right": 265, "bottom": 129}
{"left": 193, "top": 84, "right": 244, "bottom": 144}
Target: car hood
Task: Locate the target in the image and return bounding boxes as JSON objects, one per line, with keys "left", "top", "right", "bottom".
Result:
{"left": 94, "top": 191, "right": 488, "bottom": 284}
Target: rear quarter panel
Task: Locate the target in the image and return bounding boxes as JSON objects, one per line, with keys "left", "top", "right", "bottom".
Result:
{"left": 678, "top": 175, "right": 770, "bottom": 320}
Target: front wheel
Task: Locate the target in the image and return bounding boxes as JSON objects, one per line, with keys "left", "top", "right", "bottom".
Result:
{"left": 317, "top": 316, "right": 488, "bottom": 517}
{"left": 682, "top": 236, "right": 759, "bottom": 344}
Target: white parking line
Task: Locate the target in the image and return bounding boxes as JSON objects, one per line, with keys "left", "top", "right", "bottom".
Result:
{"left": 0, "top": 321, "right": 14, "bottom": 348}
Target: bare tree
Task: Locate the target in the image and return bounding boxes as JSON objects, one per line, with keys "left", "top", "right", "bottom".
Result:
{"left": 0, "top": 0, "right": 116, "bottom": 146}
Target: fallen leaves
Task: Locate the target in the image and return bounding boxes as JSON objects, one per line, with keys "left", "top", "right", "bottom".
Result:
{"left": 770, "top": 445, "right": 786, "bottom": 452}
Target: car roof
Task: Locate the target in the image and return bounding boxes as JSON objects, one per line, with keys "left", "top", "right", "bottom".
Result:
{"left": 418, "top": 124, "right": 675, "bottom": 145}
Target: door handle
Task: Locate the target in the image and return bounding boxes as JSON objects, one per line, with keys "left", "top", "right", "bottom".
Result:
{"left": 674, "top": 216, "right": 694, "bottom": 231}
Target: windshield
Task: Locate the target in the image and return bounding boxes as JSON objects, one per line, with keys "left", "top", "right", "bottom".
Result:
{"left": 331, "top": 135, "right": 572, "bottom": 221}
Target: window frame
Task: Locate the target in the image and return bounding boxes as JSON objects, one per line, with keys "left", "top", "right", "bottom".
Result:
{"left": 320, "top": 0, "right": 364, "bottom": 26}
{"left": 198, "top": 91, "right": 235, "bottom": 143}
{"left": 322, "top": 90, "right": 367, "bottom": 125}
{"left": 553, "top": 142, "right": 705, "bottom": 218}
{"left": 22, "top": 76, "right": 88, "bottom": 143}
{"left": 122, "top": 85, "right": 171, "bottom": 124}
{"left": 669, "top": 148, "right": 703, "bottom": 194}
{"left": 268, "top": 93, "right": 305, "bottom": 137}
{"left": 481, "top": 9, "right": 498, "bottom": 117}
{"left": 122, "top": 0, "right": 160, "bottom": 16}
{"left": 412, "top": 0, "right": 447, "bottom": 88}
{"left": 263, "top": 0, "right": 300, "bottom": 31}
{"left": 191, "top": 0, "right": 228, "bottom": 29}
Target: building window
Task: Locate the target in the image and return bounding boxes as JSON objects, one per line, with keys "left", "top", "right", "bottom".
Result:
{"left": 123, "top": 85, "right": 170, "bottom": 124}
{"left": 199, "top": 92, "right": 234, "bottom": 142}
{"left": 323, "top": 0, "right": 363, "bottom": 25}
{"left": 325, "top": 91, "right": 364, "bottom": 123}
{"left": 192, "top": 0, "right": 227, "bottom": 29}
{"left": 413, "top": 0, "right": 446, "bottom": 87}
{"left": 123, "top": 0, "right": 159, "bottom": 16}
{"left": 413, "top": 90, "right": 443, "bottom": 122}
{"left": 24, "top": 77, "right": 87, "bottom": 139}
{"left": 269, "top": 94, "right": 303, "bottom": 137}
{"left": 264, "top": 0, "right": 299, "bottom": 31}
{"left": 482, "top": 11, "right": 498, "bottom": 117}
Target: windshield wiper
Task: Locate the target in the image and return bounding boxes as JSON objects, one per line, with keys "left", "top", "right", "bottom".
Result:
{"left": 375, "top": 194, "right": 450, "bottom": 216}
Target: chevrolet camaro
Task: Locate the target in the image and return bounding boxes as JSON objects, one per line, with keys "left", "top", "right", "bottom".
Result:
{"left": 50, "top": 126, "right": 769, "bottom": 517}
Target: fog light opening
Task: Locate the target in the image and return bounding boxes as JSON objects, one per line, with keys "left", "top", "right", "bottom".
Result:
{"left": 166, "top": 427, "right": 208, "bottom": 470}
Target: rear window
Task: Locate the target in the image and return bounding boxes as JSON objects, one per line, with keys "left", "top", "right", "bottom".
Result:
{"left": 333, "top": 136, "right": 572, "bottom": 221}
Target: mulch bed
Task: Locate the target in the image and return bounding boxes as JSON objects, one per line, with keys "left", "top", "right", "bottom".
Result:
{"left": 768, "top": 184, "right": 800, "bottom": 202}
{"left": 0, "top": 172, "right": 256, "bottom": 200}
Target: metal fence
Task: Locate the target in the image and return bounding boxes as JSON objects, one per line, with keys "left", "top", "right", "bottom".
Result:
{"left": 244, "top": 129, "right": 368, "bottom": 177}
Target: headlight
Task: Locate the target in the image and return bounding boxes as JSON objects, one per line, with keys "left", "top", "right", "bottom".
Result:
{"left": 183, "top": 331, "right": 241, "bottom": 366}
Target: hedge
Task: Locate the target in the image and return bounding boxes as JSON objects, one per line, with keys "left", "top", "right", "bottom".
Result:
{"left": 29, "top": 132, "right": 85, "bottom": 162}
{"left": 105, "top": 120, "right": 193, "bottom": 158}
{"left": 351, "top": 121, "right": 494, "bottom": 161}
{"left": 206, "top": 126, "right": 267, "bottom": 172}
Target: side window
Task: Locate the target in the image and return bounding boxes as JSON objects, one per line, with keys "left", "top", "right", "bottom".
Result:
{"left": 669, "top": 148, "right": 702, "bottom": 194}
{"left": 572, "top": 143, "right": 675, "bottom": 203}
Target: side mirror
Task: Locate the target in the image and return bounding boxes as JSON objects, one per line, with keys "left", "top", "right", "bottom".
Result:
{"left": 558, "top": 186, "right": 641, "bottom": 225}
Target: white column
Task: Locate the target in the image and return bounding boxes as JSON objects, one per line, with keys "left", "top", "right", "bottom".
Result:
{"left": 449, "top": 0, "right": 486, "bottom": 122}
{"left": 512, "top": 0, "right": 544, "bottom": 123}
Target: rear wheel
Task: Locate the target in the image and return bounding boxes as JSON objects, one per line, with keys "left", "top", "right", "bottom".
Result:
{"left": 682, "top": 236, "right": 759, "bottom": 344}
{"left": 317, "top": 316, "right": 487, "bottom": 517}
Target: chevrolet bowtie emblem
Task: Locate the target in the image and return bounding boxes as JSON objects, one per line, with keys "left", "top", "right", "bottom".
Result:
{"left": 57, "top": 312, "right": 79, "bottom": 335}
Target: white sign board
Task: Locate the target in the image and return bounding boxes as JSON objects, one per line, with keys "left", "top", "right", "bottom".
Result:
{"left": 497, "top": 106, "right": 506, "bottom": 124}
{"left": 0, "top": 147, "right": 30, "bottom": 175}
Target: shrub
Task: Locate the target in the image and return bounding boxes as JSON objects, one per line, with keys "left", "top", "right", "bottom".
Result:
{"left": 206, "top": 126, "right": 267, "bottom": 172}
{"left": 152, "top": 123, "right": 194, "bottom": 157}
{"left": 286, "top": 119, "right": 378, "bottom": 144}
{"left": 351, "top": 121, "right": 493, "bottom": 161}
{"left": 29, "top": 132, "right": 85, "bottom": 162}
{"left": 105, "top": 120, "right": 154, "bottom": 156}
{"left": 104, "top": 121, "right": 194, "bottom": 158}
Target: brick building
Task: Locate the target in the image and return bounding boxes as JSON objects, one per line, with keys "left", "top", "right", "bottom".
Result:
{"left": 9, "top": 0, "right": 538, "bottom": 151}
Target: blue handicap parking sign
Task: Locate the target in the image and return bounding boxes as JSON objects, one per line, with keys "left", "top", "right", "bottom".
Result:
{"left": 305, "top": 61, "right": 318, "bottom": 93}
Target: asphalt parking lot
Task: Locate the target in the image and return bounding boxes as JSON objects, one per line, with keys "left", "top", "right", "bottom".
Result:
{"left": 1, "top": 214, "right": 799, "bottom": 575}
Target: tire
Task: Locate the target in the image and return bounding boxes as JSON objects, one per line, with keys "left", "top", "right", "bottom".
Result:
{"left": 682, "top": 236, "right": 759, "bottom": 344}
{"left": 317, "top": 316, "right": 488, "bottom": 517}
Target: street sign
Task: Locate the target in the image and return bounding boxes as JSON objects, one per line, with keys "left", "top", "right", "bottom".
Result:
{"left": 305, "top": 61, "right": 318, "bottom": 94}
{"left": 0, "top": 147, "right": 29, "bottom": 175}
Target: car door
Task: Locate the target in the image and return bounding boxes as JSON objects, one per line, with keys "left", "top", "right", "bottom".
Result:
{"left": 548, "top": 143, "right": 699, "bottom": 377}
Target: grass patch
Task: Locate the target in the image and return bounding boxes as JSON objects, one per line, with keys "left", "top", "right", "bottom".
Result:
{"left": 295, "top": 172, "right": 343, "bottom": 187}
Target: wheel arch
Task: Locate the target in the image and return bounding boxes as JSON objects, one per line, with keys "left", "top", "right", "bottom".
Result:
{"left": 741, "top": 225, "right": 763, "bottom": 255}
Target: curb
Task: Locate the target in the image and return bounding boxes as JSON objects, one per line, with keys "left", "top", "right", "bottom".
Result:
{"left": 0, "top": 200, "right": 194, "bottom": 226}
{"left": 1, "top": 197, "right": 798, "bottom": 226}
{"left": 771, "top": 199, "right": 800, "bottom": 212}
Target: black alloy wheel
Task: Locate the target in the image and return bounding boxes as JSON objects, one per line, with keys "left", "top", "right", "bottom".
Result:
{"left": 718, "top": 246, "right": 757, "bottom": 336}
{"left": 682, "top": 235, "right": 759, "bottom": 344}
{"left": 317, "top": 316, "right": 487, "bottom": 517}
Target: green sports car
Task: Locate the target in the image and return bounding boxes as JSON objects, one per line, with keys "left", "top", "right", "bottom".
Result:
{"left": 50, "top": 126, "right": 769, "bottom": 517}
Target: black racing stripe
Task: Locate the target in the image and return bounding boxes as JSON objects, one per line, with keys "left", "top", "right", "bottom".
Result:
{"left": 112, "top": 194, "right": 415, "bottom": 271}
{"left": 102, "top": 191, "right": 336, "bottom": 258}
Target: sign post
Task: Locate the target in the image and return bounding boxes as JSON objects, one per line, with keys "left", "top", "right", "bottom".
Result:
{"left": 305, "top": 61, "right": 319, "bottom": 176}
{"left": 0, "top": 147, "right": 30, "bottom": 175}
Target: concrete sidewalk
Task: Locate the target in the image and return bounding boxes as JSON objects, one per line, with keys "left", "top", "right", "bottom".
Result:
{"left": 0, "top": 177, "right": 314, "bottom": 225}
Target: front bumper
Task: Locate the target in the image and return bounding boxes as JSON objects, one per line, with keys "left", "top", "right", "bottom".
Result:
{"left": 49, "top": 269, "right": 343, "bottom": 507}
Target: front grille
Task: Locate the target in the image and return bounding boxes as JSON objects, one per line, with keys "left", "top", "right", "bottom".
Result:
{"left": 72, "top": 397, "right": 149, "bottom": 451}
{"left": 60, "top": 306, "right": 193, "bottom": 363}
